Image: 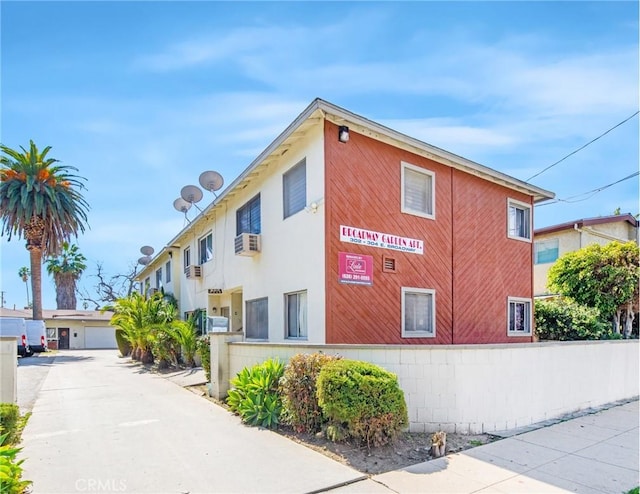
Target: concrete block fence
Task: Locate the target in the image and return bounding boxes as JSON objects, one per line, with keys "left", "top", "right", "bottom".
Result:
{"left": 209, "top": 335, "right": 639, "bottom": 434}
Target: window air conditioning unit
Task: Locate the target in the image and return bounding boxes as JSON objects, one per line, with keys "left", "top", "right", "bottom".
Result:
{"left": 234, "top": 233, "right": 261, "bottom": 256}
{"left": 184, "top": 265, "right": 202, "bottom": 278}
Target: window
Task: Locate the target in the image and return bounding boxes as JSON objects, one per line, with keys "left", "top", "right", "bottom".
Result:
{"left": 401, "top": 162, "right": 435, "bottom": 219}
{"left": 283, "top": 159, "right": 306, "bottom": 218}
{"left": 508, "top": 199, "right": 532, "bottom": 241}
{"left": 144, "top": 277, "right": 151, "bottom": 296}
{"left": 246, "top": 297, "right": 268, "bottom": 340}
{"left": 401, "top": 287, "right": 436, "bottom": 337}
{"left": 285, "top": 291, "right": 307, "bottom": 339}
{"left": 155, "top": 268, "right": 163, "bottom": 288}
{"left": 508, "top": 297, "right": 532, "bottom": 336}
{"left": 237, "top": 194, "right": 261, "bottom": 235}
{"left": 199, "top": 233, "right": 213, "bottom": 264}
{"left": 184, "top": 309, "right": 206, "bottom": 336}
{"left": 534, "top": 239, "right": 559, "bottom": 264}
{"left": 165, "top": 261, "right": 171, "bottom": 283}
{"left": 184, "top": 248, "right": 191, "bottom": 268}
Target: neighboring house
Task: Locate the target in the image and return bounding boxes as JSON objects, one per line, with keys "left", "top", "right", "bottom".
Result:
{"left": 136, "top": 98, "right": 554, "bottom": 345}
{"left": 0, "top": 308, "right": 116, "bottom": 350}
{"left": 533, "top": 213, "right": 639, "bottom": 297}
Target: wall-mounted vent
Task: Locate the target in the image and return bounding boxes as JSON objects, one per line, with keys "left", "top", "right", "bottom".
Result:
{"left": 235, "top": 233, "right": 261, "bottom": 256}
{"left": 383, "top": 256, "right": 397, "bottom": 273}
{"left": 184, "top": 265, "right": 202, "bottom": 278}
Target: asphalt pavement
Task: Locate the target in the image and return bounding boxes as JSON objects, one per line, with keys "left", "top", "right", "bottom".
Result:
{"left": 17, "top": 350, "right": 640, "bottom": 494}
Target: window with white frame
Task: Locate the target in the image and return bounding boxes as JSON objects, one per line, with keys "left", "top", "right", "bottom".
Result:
{"left": 401, "top": 287, "right": 436, "bottom": 337}
{"left": 155, "top": 267, "right": 163, "bottom": 289}
{"left": 401, "top": 161, "right": 435, "bottom": 219}
{"left": 246, "top": 297, "right": 268, "bottom": 340}
{"left": 508, "top": 199, "right": 532, "bottom": 241}
{"left": 508, "top": 297, "right": 532, "bottom": 336}
{"left": 534, "top": 239, "right": 559, "bottom": 264}
{"left": 199, "top": 232, "right": 213, "bottom": 264}
{"left": 165, "top": 260, "right": 171, "bottom": 283}
{"left": 285, "top": 290, "right": 307, "bottom": 339}
{"left": 283, "top": 159, "right": 306, "bottom": 219}
{"left": 184, "top": 248, "right": 191, "bottom": 268}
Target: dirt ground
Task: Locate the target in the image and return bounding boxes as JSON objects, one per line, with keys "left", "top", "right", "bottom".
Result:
{"left": 189, "top": 384, "right": 496, "bottom": 475}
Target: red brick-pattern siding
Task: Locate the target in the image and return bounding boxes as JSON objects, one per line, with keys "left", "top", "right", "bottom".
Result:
{"left": 324, "top": 121, "right": 534, "bottom": 344}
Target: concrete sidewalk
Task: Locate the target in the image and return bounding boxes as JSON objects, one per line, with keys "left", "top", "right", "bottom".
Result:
{"left": 329, "top": 400, "right": 639, "bottom": 494}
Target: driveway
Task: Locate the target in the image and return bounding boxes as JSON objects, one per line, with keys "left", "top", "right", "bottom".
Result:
{"left": 19, "top": 350, "right": 365, "bottom": 494}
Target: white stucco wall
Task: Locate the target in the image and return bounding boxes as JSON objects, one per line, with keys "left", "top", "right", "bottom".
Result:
{"left": 226, "top": 340, "right": 639, "bottom": 433}
{"left": 177, "top": 125, "right": 326, "bottom": 343}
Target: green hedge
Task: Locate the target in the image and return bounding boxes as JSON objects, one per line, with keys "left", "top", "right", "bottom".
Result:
{"left": 0, "top": 403, "right": 20, "bottom": 446}
{"left": 279, "top": 352, "right": 341, "bottom": 434}
{"left": 316, "top": 359, "right": 408, "bottom": 448}
{"left": 534, "top": 299, "right": 616, "bottom": 340}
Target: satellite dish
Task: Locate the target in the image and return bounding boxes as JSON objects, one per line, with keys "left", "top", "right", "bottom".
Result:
{"left": 199, "top": 171, "right": 224, "bottom": 194}
{"left": 140, "top": 245, "right": 154, "bottom": 256}
{"left": 138, "top": 256, "right": 151, "bottom": 266}
{"left": 173, "top": 197, "right": 192, "bottom": 213}
{"left": 180, "top": 185, "right": 203, "bottom": 204}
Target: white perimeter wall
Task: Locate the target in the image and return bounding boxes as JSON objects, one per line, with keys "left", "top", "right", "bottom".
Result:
{"left": 226, "top": 340, "right": 639, "bottom": 433}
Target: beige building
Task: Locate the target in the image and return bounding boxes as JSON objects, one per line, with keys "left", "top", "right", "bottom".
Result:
{"left": 0, "top": 308, "right": 115, "bottom": 350}
{"left": 533, "top": 213, "right": 639, "bottom": 296}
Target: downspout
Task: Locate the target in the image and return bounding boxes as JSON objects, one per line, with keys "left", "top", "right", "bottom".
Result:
{"left": 574, "top": 223, "right": 584, "bottom": 248}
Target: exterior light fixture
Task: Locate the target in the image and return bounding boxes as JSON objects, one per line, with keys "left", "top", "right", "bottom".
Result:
{"left": 338, "top": 125, "right": 350, "bottom": 143}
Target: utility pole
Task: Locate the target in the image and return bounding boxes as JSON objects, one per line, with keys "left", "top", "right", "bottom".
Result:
{"left": 0, "top": 291, "right": 5, "bottom": 308}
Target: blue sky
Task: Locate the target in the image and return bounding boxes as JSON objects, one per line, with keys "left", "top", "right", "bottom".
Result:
{"left": 1, "top": 1, "right": 638, "bottom": 311}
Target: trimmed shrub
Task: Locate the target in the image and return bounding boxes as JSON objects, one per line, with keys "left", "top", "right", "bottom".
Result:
{"left": 197, "top": 335, "right": 211, "bottom": 383}
{"left": 0, "top": 404, "right": 20, "bottom": 446}
{"left": 227, "top": 358, "right": 284, "bottom": 428}
{"left": 535, "top": 299, "right": 616, "bottom": 340}
{"left": 279, "top": 353, "right": 341, "bottom": 433}
{"left": 316, "top": 359, "right": 408, "bottom": 448}
{"left": 114, "top": 329, "right": 131, "bottom": 357}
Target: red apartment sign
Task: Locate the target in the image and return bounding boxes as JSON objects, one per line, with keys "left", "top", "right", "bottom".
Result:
{"left": 340, "top": 225, "right": 424, "bottom": 255}
{"left": 339, "top": 252, "right": 373, "bottom": 285}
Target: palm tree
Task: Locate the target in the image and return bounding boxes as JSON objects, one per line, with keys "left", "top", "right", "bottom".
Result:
{"left": 45, "top": 242, "right": 87, "bottom": 310}
{"left": 18, "top": 266, "right": 30, "bottom": 308}
{"left": 108, "top": 292, "right": 176, "bottom": 364}
{"left": 0, "top": 141, "right": 89, "bottom": 320}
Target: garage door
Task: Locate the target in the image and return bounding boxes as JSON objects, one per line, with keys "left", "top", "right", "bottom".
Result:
{"left": 84, "top": 326, "right": 117, "bottom": 349}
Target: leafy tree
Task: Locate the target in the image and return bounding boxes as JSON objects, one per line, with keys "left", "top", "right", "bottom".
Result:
{"left": 0, "top": 141, "right": 89, "bottom": 320}
{"left": 45, "top": 242, "right": 87, "bottom": 309}
{"left": 17, "top": 267, "right": 30, "bottom": 308}
{"left": 548, "top": 241, "right": 639, "bottom": 338}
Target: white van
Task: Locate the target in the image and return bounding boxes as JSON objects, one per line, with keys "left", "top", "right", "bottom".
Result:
{"left": 26, "top": 320, "right": 47, "bottom": 353}
{"left": 0, "top": 317, "right": 31, "bottom": 357}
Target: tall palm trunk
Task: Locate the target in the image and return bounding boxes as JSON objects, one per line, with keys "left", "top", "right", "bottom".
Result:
{"left": 54, "top": 272, "right": 77, "bottom": 309}
{"left": 25, "top": 216, "right": 45, "bottom": 320}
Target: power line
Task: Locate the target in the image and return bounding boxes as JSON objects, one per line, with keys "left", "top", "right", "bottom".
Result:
{"left": 527, "top": 111, "right": 639, "bottom": 182}
{"left": 536, "top": 171, "right": 639, "bottom": 207}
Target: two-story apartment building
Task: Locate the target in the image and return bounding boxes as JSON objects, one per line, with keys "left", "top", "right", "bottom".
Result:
{"left": 137, "top": 99, "right": 554, "bottom": 345}
{"left": 533, "top": 213, "right": 639, "bottom": 296}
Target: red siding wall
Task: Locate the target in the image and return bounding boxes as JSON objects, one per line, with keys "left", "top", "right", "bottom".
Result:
{"left": 324, "top": 121, "right": 534, "bottom": 344}
{"left": 451, "top": 170, "right": 533, "bottom": 343}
